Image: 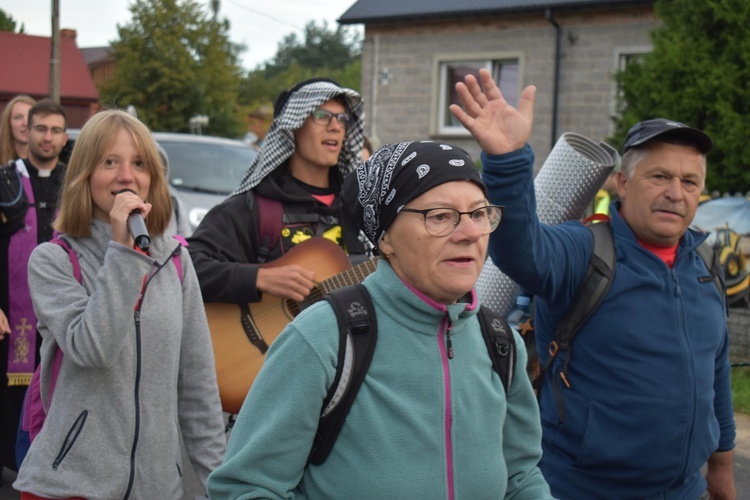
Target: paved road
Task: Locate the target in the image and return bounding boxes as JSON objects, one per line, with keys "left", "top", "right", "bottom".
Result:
{"left": 3, "top": 413, "right": 750, "bottom": 499}
{"left": 733, "top": 412, "right": 750, "bottom": 496}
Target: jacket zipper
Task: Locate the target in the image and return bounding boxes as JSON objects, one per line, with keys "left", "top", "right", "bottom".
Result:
{"left": 122, "top": 276, "right": 147, "bottom": 500}
{"left": 122, "top": 252, "right": 175, "bottom": 499}
{"left": 438, "top": 315, "right": 455, "bottom": 500}
{"left": 673, "top": 269, "right": 697, "bottom": 483}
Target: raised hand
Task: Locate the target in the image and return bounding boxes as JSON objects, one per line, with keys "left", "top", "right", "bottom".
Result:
{"left": 449, "top": 68, "right": 536, "bottom": 156}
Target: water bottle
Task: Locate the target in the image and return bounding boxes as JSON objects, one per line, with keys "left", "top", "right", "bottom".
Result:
{"left": 507, "top": 291, "right": 532, "bottom": 331}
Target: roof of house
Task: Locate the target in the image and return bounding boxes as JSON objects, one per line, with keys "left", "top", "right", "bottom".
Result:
{"left": 80, "top": 46, "right": 114, "bottom": 66}
{"left": 339, "top": 0, "right": 654, "bottom": 24}
{"left": 0, "top": 31, "right": 98, "bottom": 100}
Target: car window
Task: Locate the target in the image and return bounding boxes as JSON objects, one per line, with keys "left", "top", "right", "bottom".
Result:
{"left": 158, "top": 140, "right": 257, "bottom": 194}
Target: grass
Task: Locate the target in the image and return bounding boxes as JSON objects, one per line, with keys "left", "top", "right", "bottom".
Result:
{"left": 732, "top": 366, "right": 750, "bottom": 414}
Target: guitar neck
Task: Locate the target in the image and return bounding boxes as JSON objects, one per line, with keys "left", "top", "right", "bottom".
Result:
{"left": 319, "top": 257, "right": 378, "bottom": 294}
{"left": 299, "top": 257, "right": 379, "bottom": 311}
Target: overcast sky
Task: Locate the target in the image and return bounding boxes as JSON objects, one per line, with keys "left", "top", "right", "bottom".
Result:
{"left": 7, "top": 0, "right": 362, "bottom": 69}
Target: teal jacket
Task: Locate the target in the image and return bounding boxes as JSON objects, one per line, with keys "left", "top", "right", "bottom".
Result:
{"left": 208, "top": 259, "right": 551, "bottom": 500}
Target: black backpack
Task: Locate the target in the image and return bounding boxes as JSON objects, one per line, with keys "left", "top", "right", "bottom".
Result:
{"left": 308, "top": 283, "right": 516, "bottom": 465}
{"left": 526, "top": 221, "right": 725, "bottom": 420}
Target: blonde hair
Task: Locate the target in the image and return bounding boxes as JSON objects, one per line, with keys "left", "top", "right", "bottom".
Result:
{"left": 0, "top": 95, "right": 36, "bottom": 164}
{"left": 54, "top": 110, "right": 172, "bottom": 237}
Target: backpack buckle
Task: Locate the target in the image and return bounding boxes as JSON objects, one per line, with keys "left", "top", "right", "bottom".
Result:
{"left": 548, "top": 340, "right": 559, "bottom": 357}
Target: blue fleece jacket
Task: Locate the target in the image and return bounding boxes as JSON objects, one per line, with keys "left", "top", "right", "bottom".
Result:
{"left": 482, "top": 145, "right": 735, "bottom": 499}
{"left": 208, "top": 259, "right": 552, "bottom": 500}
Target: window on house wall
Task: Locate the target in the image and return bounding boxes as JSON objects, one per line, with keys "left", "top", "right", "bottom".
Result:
{"left": 618, "top": 51, "right": 646, "bottom": 72}
{"left": 437, "top": 58, "right": 520, "bottom": 135}
{"left": 612, "top": 49, "right": 650, "bottom": 120}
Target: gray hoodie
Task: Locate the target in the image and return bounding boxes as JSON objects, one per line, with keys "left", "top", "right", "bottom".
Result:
{"left": 14, "top": 219, "right": 225, "bottom": 499}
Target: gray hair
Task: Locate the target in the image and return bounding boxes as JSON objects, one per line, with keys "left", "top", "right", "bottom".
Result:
{"left": 620, "top": 138, "right": 707, "bottom": 180}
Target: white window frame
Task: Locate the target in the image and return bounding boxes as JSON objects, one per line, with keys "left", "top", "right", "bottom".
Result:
{"left": 609, "top": 46, "right": 651, "bottom": 133}
{"left": 432, "top": 53, "right": 522, "bottom": 136}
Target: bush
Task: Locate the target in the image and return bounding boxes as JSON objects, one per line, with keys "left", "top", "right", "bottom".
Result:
{"left": 732, "top": 366, "right": 750, "bottom": 414}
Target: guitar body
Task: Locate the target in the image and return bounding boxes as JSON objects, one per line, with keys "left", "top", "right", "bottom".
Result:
{"left": 205, "top": 237, "right": 355, "bottom": 414}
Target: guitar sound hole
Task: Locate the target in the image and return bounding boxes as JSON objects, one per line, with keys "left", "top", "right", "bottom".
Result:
{"left": 287, "top": 286, "right": 324, "bottom": 317}
{"left": 287, "top": 300, "right": 301, "bottom": 317}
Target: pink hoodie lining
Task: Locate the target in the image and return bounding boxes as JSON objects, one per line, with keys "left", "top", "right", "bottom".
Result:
{"left": 400, "top": 278, "right": 479, "bottom": 312}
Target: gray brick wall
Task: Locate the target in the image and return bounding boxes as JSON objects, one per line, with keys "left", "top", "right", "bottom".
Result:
{"left": 360, "top": 8, "right": 660, "bottom": 169}
{"left": 729, "top": 308, "right": 750, "bottom": 364}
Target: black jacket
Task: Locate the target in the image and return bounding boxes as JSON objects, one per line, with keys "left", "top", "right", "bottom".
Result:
{"left": 187, "top": 165, "right": 361, "bottom": 303}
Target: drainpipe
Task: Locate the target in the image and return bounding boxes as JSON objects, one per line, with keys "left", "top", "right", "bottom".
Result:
{"left": 369, "top": 34, "right": 380, "bottom": 146}
{"left": 545, "top": 8, "right": 561, "bottom": 151}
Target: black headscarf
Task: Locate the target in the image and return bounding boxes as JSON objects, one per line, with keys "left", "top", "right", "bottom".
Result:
{"left": 341, "top": 141, "right": 486, "bottom": 246}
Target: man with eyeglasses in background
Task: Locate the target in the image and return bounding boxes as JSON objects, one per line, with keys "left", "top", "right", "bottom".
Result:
{"left": 0, "top": 99, "right": 68, "bottom": 474}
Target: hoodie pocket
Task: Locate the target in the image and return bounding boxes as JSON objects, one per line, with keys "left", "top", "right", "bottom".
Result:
{"left": 52, "top": 410, "right": 88, "bottom": 470}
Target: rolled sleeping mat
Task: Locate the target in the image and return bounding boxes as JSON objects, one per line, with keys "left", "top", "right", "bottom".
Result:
{"left": 476, "top": 132, "right": 620, "bottom": 315}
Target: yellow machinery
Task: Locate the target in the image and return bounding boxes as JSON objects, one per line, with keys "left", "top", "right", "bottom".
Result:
{"left": 712, "top": 227, "right": 750, "bottom": 307}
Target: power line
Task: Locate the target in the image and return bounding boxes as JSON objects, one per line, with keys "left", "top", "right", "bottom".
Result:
{"left": 223, "top": 0, "right": 305, "bottom": 33}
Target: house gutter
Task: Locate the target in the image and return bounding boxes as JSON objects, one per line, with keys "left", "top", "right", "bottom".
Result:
{"left": 369, "top": 34, "right": 380, "bottom": 146}
{"left": 545, "top": 8, "right": 561, "bottom": 150}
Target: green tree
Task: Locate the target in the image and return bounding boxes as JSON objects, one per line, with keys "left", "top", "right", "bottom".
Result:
{"left": 613, "top": 0, "right": 750, "bottom": 193}
{"left": 100, "top": 0, "right": 245, "bottom": 137}
{"left": 265, "top": 21, "right": 360, "bottom": 78}
{"left": 0, "top": 8, "right": 26, "bottom": 33}
{"left": 240, "top": 20, "right": 362, "bottom": 107}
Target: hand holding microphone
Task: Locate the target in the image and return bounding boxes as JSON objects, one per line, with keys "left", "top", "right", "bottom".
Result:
{"left": 115, "top": 189, "right": 150, "bottom": 251}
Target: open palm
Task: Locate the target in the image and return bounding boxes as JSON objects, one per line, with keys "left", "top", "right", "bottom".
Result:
{"left": 450, "top": 68, "right": 536, "bottom": 156}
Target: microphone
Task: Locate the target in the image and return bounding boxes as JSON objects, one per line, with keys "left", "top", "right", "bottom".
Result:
{"left": 116, "top": 189, "right": 150, "bottom": 251}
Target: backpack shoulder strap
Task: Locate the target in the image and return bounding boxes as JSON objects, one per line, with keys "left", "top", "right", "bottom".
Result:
{"left": 695, "top": 239, "right": 727, "bottom": 316}
{"left": 309, "top": 284, "right": 377, "bottom": 465}
{"left": 554, "top": 221, "right": 616, "bottom": 349}
{"left": 254, "top": 193, "right": 284, "bottom": 264}
{"left": 45, "top": 237, "right": 82, "bottom": 410}
{"left": 171, "top": 235, "right": 187, "bottom": 284}
{"left": 50, "top": 237, "right": 82, "bottom": 284}
{"left": 538, "top": 221, "right": 616, "bottom": 419}
{"left": 478, "top": 305, "right": 515, "bottom": 393}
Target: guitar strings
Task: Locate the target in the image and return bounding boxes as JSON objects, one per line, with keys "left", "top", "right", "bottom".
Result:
{"left": 285, "top": 258, "right": 380, "bottom": 316}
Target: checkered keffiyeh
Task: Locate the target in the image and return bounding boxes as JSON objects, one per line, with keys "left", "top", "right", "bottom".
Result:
{"left": 233, "top": 81, "right": 365, "bottom": 195}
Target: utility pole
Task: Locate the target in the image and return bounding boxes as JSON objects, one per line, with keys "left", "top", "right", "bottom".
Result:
{"left": 49, "top": 0, "right": 61, "bottom": 103}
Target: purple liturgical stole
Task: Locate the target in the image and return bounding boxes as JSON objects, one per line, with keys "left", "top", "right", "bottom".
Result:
{"left": 7, "top": 161, "right": 39, "bottom": 386}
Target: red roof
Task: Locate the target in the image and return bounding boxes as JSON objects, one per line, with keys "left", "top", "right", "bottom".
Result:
{"left": 0, "top": 31, "right": 98, "bottom": 100}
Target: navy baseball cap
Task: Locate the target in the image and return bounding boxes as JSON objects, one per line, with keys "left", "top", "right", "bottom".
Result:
{"left": 622, "top": 118, "right": 713, "bottom": 155}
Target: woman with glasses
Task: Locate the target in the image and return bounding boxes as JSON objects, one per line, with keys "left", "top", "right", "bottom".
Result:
{"left": 208, "top": 141, "right": 552, "bottom": 499}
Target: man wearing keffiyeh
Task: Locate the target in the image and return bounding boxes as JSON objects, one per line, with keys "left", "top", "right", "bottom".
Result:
{"left": 187, "top": 78, "right": 366, "bottom": 305}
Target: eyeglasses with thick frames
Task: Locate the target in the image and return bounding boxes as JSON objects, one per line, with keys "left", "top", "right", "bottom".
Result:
{"left": 31, "top": 125, "right": 66, "bottom": 136}
{"left": 398, "top": 205, "right": 504, "bottom": 237}
{"left": 311, "top": 109, "right": 350, "bottom": 128}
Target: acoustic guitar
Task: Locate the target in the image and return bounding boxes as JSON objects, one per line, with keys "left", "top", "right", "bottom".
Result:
{"left": 205, "top": 237, "right": 378, "bottom": 414}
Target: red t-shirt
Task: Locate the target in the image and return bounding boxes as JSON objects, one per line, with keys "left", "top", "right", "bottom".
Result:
{"left": 638, "top": 239, "right": 678, "bottom": 268}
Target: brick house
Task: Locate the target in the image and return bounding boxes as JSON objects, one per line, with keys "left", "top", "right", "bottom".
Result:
{"left": 339, "top": 0, "right": 658, "bottom": 168}
{"left": 0, "top": 29, "right": 99, "bottom": 128}
{"left": 80, "top": 46, "right": 116, "bottom": 90}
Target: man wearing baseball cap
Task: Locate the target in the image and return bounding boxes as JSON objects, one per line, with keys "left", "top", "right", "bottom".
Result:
{"left": 451, "top": 69, "right": 736, "bottom": 499}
